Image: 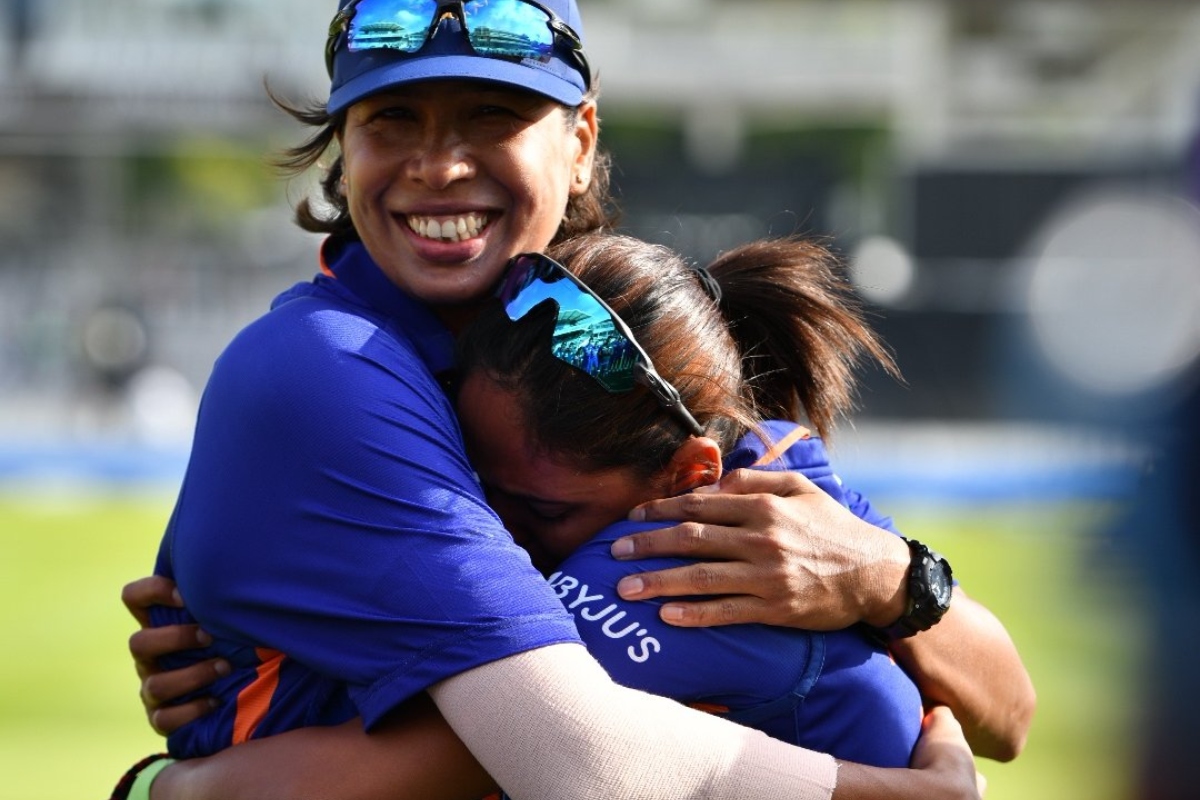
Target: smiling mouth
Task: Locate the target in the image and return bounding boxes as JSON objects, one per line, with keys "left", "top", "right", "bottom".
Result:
{"left": 407, "top": 213, "right": 491, "bottom": 243}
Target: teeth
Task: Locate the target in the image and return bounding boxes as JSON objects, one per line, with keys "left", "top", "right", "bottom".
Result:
{"left": 408, "top": 213, "right": 488, "bottom": 243}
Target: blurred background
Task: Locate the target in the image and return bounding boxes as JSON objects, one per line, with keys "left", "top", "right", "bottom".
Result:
{"left": 2, "top": 0, "right": 1199, "bottom": 798}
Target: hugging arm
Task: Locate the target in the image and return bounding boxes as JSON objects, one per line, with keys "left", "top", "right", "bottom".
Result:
{"left": 140, "top": 636, "right": 980, "bottom": 800}
{"left": 153, "top": 696, "right": 495, "bottom": 800}
{"left": 124, "top": 581, "right": 980, "bottom": 800}
{"left": 616, "top": 468, "right": 1035, "bottom": 761}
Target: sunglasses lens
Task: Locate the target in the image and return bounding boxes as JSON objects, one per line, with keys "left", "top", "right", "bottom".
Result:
{"left": 463, "top": 0, "right": 556, "bottom": 61}
{"left": 345, "top": 0, "right": 556, "bottom": 61}
{"left": 348, "top": 0, "right": 437, "bottom": 54}
{"left": 500, "top": 256, "right": 638, "bottom": 393}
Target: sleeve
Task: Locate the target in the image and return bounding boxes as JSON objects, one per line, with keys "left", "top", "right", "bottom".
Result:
{"left": 791, "top": 629, "right": 924, "bottom": 767}
{"left": 840, "top": 485, "right": 900, "bottom": 535}
{"left": 550, "top": 522, "right": 824, "bottom": 727}
{"left": 161, "top": 297, "right": 580, "bottom": 728}
{"left": 430, "top": 644, "right": 838, "bottom": 800}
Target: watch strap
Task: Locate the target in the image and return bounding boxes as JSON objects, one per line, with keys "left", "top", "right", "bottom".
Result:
{"left": 874, "top": 537, "right": 953, "bottom": 640}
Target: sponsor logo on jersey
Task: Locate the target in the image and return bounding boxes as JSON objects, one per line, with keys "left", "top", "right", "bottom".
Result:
{"left": 547, "top": 571, "right": 661, "bottom": 664}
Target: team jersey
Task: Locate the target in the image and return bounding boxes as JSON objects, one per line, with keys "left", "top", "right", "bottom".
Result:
{"left": 151, "top": 238, "right": 582, "bottom": 758}
{"left": 548, "top": 420, "right": 923, "bottom": 769}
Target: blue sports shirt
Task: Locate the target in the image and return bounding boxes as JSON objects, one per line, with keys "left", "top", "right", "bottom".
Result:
{"left": 152, "top": 239, "right": 582, "bottom": 757}
{"left": 549, "top": 420, "right": 923, "bottom": 768}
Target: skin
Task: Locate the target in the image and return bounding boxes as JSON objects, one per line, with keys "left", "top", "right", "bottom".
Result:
{"left": 340, "top": 80, "right": 596, "bottom": 329}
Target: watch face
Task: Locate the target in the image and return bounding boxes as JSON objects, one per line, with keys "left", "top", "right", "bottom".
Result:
{"left": 929, "top": 558, "right": 953, "bottom": 606}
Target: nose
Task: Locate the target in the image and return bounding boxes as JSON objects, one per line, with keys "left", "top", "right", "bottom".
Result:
{"left": 404, "top": 125, "right": 475, "bottom": 189}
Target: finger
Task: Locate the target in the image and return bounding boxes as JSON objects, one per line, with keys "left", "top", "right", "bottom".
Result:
{"left": 921, "top": 705, "right": 965, "bottom": 739}
{"left": 612, "top": 519, "right": 764, "bottom": 563}
{"left": 655, "top": 596, "right": 774, "bottom": 628}
{"left": 130, "top": 624, "right": 212, "bottom": 670}
{"left": 142, "top": 658, "right": 231, "bottom": 709}
{"left": 150, "top": 697, "right": 220, "bottom": 737}
{"left": 705, "top": 468, "right": 819, "bottom": 497}
{"left": 615, "top": 560, "right": 762, "bottom": 602}
{"left": 629, "top": 490, "right": 758, "bottom": 528}
{"left": 122, "top": 576, "right": 183, "bottom": 627}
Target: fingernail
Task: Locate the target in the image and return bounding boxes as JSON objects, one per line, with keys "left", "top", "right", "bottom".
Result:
{"left": 617, "top": 576, "right": 644, "bottom": 598}
{"left": 214, "top": 659, "right": 231, "bottom": 677}
{"left": 611, "top": 538, "right": 634, "bottom": 558}
{"left": 627, "top": 506, "right": 646, "bottom": 522}
{"left": 661, "top": 605, "right": 685, "bottom": 622}
{"left": 171, "top": 588, "right": 184, "bottom": 605}
{"left": 196, "top": 628, "right": 213, "bottom": 646}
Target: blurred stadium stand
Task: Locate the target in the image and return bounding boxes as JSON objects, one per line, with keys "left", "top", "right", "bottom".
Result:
{"left": 1, "top": 0, "right": 1198, "bottom": 498}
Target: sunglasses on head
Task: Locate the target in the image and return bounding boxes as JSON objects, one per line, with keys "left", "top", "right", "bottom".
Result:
{"left": 325, "top": 0, "right": 591, "bottom": 88}
{"left": 496, "top": 253, "right": 705, "bottom": 438}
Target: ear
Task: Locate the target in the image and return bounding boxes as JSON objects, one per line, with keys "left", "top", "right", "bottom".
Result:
{"left": 665, "top": 436, "right": 723, "bottom": 495}
{"left": 568, "top": 99, "right": 599, "bottom": 197}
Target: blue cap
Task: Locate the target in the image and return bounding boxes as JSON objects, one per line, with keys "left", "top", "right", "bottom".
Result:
{"left": 326, "top": 0, "right": 588, "bottom": 114}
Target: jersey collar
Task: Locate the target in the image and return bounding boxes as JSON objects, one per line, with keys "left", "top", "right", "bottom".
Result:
{"left": 312, "top": 236, "right": 458, "bottom": 376}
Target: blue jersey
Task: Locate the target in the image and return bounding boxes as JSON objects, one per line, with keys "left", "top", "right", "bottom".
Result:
{"left": 152, "top": 239, "right": 582, "bottom": 758}
{"left": 548, "top": 421, "right": 922, "bottom": 769}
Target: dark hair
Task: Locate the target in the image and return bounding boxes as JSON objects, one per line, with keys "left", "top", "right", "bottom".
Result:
{"left": 456, "top": 232, "right": 901, "bottom": 479}
{"left": 266, "top": 87, "right": 619, "bottom": 243}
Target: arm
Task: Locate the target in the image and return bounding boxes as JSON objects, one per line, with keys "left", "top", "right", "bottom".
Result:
{"left": 148, "top": 651, "right": 980, "bottom": 800}
{"left": 614, "top": 468, "right": 1035, "bottom": 761}
{"left": 888, "top": 589, "right": 1034, "bottom": 762}
{"left": 154, "top": 696, "right": 495, "bottom": 800}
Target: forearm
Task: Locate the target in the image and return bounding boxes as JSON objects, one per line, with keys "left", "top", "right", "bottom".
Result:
{"left": 888, "top": 590, "right": 1035, "bottom": 761}
{"left": 431, "top": 643, "right": 839, "bottom": 800}
{"left": 153, "top": 699, "right": 495, "bottom": 800}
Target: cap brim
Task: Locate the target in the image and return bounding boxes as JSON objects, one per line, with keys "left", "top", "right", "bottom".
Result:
{"left": 327, "top": 53, "right": 585, "bottom": 114}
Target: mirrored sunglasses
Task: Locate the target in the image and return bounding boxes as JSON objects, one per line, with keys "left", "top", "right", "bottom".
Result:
{"left": 497, "top": 253, "right": 705, "bottom": 438}
{"left": 325, "top": 0, "right": 591, "bottom": 88}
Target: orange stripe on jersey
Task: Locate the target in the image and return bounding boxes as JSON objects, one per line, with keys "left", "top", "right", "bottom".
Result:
{"left": 319, "top": 252, "right": 336, "bottom": 278}
{"left": 751, "top": 425, "right": 812, "bottom": 468}
{"left": 232, "top": 648, "right": 284, "bottom": 744}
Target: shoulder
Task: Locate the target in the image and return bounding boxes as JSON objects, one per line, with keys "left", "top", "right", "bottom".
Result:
{"left": 210, "top": 291, "right": 442, "bottom": 419}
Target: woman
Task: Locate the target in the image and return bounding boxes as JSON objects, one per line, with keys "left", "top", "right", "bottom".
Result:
{"left": 457, "top": 233, "right": 927, "bottom": 770}
{"left": 111, "top": 1, "right": 1024, "bottom": 797}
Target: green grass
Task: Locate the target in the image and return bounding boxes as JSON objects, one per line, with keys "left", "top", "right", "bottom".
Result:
{"left": 900, "top": 501, "right": 1145, "bottom": 800}
{"left": 0, "top": 492, "right": 1144, "bottom": 799}
{"left": 0, "top": 490, "right": 173, "bottom": 800}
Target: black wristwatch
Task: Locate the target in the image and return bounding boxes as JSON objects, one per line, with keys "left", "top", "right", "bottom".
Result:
{"left": 874, "top": 537, "right": 953, "bottom": 640}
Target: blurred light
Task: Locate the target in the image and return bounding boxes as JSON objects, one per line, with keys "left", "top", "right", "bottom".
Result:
{"left": 1024, "top": 188, "right": 1200, "bottom": 397}
{"left": 128, "top": 365, "right": 197, "bottom": 446}
{"left": 81, "top": 306, "right": 147, "bottom": 374}
{"left": 849, "top": 234, "right": 916, "bottom": 306}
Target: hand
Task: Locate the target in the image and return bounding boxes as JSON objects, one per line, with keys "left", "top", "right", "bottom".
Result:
{"left": 611, "top": 468, "right": 910, "bottom": 629}
{"left": 123, "top": 575, "right": 228, "bottom": 736}
{"left": 908, "top": 706, "right": 986, "bottom": 798}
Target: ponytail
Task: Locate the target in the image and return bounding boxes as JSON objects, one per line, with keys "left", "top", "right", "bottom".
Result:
{"left": 707, "top": 238, "right": 901, "bottom": 440}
